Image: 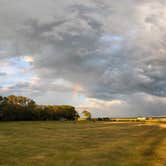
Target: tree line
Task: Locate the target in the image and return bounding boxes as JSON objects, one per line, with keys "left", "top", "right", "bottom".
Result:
{"left": 0, "top": 95, "right": 79, "bottom": 121}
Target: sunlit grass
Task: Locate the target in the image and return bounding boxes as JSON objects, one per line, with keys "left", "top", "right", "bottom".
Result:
{"left": 0, "top": 121, "right": 166, "bottom": 166}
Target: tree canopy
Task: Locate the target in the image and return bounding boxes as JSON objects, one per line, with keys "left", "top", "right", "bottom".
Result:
{"left": 0, "top": 95, "right": 79, "bottom": 121}
{"left": 82, "top": 110, "right": 92, "bottom": 120}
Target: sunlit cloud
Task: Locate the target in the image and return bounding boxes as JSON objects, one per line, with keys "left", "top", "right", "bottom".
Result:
{"left": 30, "top": 76, "right": 40, "bottom": 86}
{"left": 23, "top": 56, "right": 34, "bottom": 63}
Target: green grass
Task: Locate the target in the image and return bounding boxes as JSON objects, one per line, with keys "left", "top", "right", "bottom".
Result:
{"left": 0, "top": 121, "right": 166, "bottom": 166}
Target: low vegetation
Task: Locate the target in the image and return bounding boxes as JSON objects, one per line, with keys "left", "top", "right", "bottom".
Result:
{"left": 0, "top": 121, "right": 166, "bottom": 166}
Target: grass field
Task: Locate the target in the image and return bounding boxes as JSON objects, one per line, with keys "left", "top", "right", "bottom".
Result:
{"left": 0, "top": 121, "right": 166, "bottom": 166}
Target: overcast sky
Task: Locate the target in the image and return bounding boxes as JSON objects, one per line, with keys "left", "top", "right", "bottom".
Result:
{"left": 0, "top": 0, "right": 166, "bottom": 117}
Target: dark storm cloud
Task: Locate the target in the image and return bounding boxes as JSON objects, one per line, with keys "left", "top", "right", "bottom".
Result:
{"left": 0, "top": 0, "right": 166, "bottom": 116}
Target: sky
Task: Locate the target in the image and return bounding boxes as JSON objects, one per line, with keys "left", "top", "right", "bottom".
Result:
{"left": 0, "top": 0, "right": 166, "bottom": 117}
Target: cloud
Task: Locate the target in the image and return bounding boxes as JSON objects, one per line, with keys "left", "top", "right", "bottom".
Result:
{"left": 0, "top": 0, "right": 166, "bottom": 116}
{"left": 0, "top": 72, "right": 7, "bottom": 76}
{"left": 78, "top": 93, "right": 166, "bottom": 117}
{"left": 23, "top": 56, "right": 34, "bottom": 63}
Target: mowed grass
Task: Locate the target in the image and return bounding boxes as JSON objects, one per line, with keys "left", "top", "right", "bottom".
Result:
{"left": 0, "top": 121, "right": 166, "bottom": 166}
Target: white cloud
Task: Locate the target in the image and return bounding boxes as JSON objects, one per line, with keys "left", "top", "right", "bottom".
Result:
{"left": 23, "top": 56, "right": 34, "bottom": 63}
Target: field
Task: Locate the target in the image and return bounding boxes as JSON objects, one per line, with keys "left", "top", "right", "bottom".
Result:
{"left": 0, "top": 121, "right": 166, "bottom": 166}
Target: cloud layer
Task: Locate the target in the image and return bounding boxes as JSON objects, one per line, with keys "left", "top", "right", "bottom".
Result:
{"left": 0, "top": 0, "right": 166, "bottom": 116}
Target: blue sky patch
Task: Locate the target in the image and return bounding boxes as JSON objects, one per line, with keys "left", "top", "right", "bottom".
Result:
{"left": 0, "top": 56, "right": 34, "bottom": 87}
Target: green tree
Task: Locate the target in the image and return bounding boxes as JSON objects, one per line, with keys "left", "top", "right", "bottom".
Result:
{"left": 0, "top": 95, "right": 79, "bottom": 121}
{"left": 82, "top": 110, "right": 92, "bottom": 120}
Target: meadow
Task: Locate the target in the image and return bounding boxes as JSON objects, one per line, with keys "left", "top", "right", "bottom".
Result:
{"left": 0, "top": 121, "right": 166, "bottom": 166}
